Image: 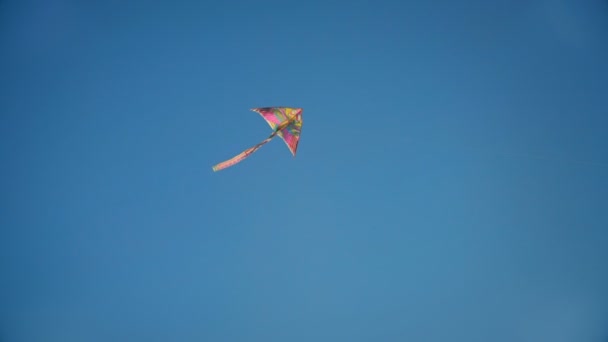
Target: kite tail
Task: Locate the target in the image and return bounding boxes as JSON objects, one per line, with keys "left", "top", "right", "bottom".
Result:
{"left": 212, "top": 130, "right": 279, "bottom": 172}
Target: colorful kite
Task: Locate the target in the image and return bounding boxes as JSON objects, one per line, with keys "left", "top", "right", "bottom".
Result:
{"left": 212, "top": 107, "right": 303, "bottom": 172}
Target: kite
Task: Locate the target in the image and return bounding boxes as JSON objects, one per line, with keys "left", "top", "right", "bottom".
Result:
{"left": 212, "top": 107, "right": 303, "bottom": 172}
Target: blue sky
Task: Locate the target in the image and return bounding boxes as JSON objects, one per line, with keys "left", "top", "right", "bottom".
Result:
{"left": 1, "top": 0, "right": 607, "bottom": 341}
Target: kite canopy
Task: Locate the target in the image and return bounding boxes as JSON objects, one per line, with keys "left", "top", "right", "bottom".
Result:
{"left": 212, "top": 107, "right": 303, "bottom": 172}
{"left": 252, "top": 107, "right": 303, "bottom": 156}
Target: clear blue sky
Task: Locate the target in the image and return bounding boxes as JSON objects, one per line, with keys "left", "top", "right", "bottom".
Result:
{"left": 1, "top": 0, "right": 608, "bottom": 341}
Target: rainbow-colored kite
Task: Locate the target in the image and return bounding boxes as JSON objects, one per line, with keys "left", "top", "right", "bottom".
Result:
{"left": 212, "top": 107, "right": 303, "bottom": 172}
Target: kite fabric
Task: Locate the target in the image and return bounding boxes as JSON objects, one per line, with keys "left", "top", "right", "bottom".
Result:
{"left": 212, "top": 107, "right": 303, "bottom": 172}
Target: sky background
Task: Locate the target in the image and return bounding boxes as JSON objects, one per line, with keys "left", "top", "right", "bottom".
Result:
{"left": 1, "top": 0, "right": 608, "bottom": 341}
